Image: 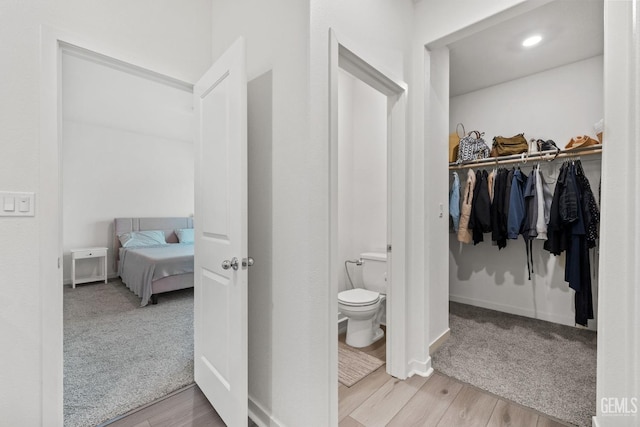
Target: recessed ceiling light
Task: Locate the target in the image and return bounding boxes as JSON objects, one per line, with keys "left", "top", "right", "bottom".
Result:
{"left": 522, "top": 35, "right": 542, "bottom": 47}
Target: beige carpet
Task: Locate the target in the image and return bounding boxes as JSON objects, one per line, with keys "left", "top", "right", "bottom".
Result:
{"left": 432, "top": 302, "right": 596, "bottom": 427}
{"left": 64, "top": 280, "right": 194, "bottom": 427}
{"left": 338, "top": 341, "right": 384, "bottom": 387}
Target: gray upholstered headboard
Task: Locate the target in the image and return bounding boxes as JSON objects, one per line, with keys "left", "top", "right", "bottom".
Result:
{"left": 113, "top": 217, "right": 194, "bottom": 266}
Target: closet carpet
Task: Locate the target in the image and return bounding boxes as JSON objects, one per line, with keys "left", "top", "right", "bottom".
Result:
{"left": 432, "top": 302, "right": 596, "bottom": 427}
{"left": 64, "top": 280, "right": 194, "bottom": 427}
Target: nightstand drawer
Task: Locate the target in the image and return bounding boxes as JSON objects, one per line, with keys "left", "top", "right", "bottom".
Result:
{"left": 72, "top": 248, "right": 107, "bottom": 260}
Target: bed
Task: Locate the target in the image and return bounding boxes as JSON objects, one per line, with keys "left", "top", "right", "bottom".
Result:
{"left": 114, "top": 217, "right": 194, "bottom": 306}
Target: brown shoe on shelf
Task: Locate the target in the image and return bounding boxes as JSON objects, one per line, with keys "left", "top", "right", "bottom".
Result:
{"left": 565, "top": 135, "right": 600, "bottom": 150}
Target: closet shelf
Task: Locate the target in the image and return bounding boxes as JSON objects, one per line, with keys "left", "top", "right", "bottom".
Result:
{"left": 448, "top": 146, "right": 603, "bottom": 170}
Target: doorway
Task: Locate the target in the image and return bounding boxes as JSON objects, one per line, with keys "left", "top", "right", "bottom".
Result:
{"left": 40, "top": 28, "right": 250, "bottom": 427}
{"left": 425, "top": 1, "right": 603, "bottom": 425}
{"left": 59, "top": 44, "right": 195, "bottom": 426}
{"left": 329, "top": 31, "right": 408, "bottom": 381}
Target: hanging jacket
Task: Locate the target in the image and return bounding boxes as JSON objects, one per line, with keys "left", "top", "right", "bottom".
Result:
{"left": 490, "top": 169, "right": 503, "bottom": 243}
{"left": 560, "top": 165, "right": 579, "bottom": 224}
{"left": 535, "top": 166, "right": 553, "bottom": 240}
{"left": 542, "top": 161, "right": 595, "bottom": 326}
{"left": 522, "top": 170, "right": 538, "bottom": 279}
{"left": 545, "top": 164, "right": 571, "bottom": 255}
{"left": 563, "top": 163, "right": 594, "bottom": 326}
{"left": 449, "top": 172, "right": 461, "bottom": 232}
{"left": 507, "top": 169, "right": 527, "bottom": 239}
{"left": 491, "top": 168, "right": 509, "bottom": 249}
{"left": 523, "top": 170, "right": 538, "bottom": 239}
{"left": 503, "top": 168, "right": 515, "bottom": 231}
{"left": 470, "top": 169, "right": 491, "bottom": 245}
{"left": 457, "top": 169, "right": 476, "bottom": 244}
{"left": 575, "top": 162, "right": 600, "bottom": 248}
{"left": 488, "top": 169, "right": 496, "bottom": 202}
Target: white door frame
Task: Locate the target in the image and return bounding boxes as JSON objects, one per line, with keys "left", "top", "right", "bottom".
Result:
{"left": 329, "top": 29, "right": 409, "bottom": 380}
{"left": 39, "top": 25, "right": 194, "bottom": 426}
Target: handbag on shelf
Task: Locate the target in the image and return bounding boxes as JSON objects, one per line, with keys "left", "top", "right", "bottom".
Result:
{"left": 449, "top": 123, "right": 465, "bottom": 163}
{"left": 491, "top": 133, "right": 529, "bottom": 157}
{"left": 535, "top": 139, "right": 560, "bottom": 160}
{"left": 457, "top": 129, "right": 490, "bottom": 163}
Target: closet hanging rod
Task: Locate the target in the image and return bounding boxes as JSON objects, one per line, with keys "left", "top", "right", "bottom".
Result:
{"left": 448, "top": 146, "right": 603, "bottom": 170}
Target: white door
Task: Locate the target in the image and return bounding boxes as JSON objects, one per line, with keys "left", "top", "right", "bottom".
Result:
{"left": 194, "top": 37, "right": 248, "bottom": 426}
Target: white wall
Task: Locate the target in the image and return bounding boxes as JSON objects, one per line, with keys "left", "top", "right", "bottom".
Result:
{"left": 62, "top": 53, "right": 194, "bottom": 282}
{"left": 246, "top": 69, "right": 274, "bottom": 426}
{"left": 338, "top": 70, "right": 387, "bottom": 293}
{"left": 210, "top": 1, "right": 415, "bottom": 424}
{"left": 309, "top": 0, "right": 415, "bottom": 420}
{"left": 0, "top": 1, "right": 211, "bottom": 424}
{"left": 451, "top": 55, "right": 603, "bottom": 145}
{"left": 448, "top": 55, "right": 603, "bottom": 330}
{"left": 596, "top": 1, "right": 640, "bottom": 425}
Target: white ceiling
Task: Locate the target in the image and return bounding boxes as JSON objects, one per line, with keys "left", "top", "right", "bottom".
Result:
{"left": 449, "top": 0, "right": 604, "bottom": 97}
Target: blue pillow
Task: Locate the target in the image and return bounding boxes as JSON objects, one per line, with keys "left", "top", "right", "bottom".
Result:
{"left": 175, "top": 228, "right": 194, "bottom": 244}
{"left": 118, "top": 230, "right": 167, "bottom": 248}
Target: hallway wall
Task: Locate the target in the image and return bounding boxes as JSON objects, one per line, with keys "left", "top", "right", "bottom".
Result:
{"left": 0, "top": 1, "right": 212, "bottom": 424}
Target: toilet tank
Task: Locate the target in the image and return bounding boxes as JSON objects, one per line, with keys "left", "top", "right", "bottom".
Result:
{"left": 360, "top": 252, "right": 387, "bottom": 294}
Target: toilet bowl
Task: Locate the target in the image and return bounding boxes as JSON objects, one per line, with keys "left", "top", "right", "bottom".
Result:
{"left": 338, "top": 252, "right": 387, "bottom": 348}
{"left": 338, "top": 289, "right": 385, "bottom": 347}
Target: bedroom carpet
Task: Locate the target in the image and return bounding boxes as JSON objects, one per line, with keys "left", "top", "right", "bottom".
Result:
{"left": 432, "top": 302, "right": 597, "bottom": 427}
{"left": 64, "top": 280, "right": 194, "bottom": 427}
{"left": 338, "top": 341, "right": 385, "bottom": 387}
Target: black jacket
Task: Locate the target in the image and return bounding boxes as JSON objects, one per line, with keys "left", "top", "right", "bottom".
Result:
{"left": 491, "top": 168, "right": 509, "bottom": 249}
{"left": 470, "top": 170, "right": 491, "bottom": 245}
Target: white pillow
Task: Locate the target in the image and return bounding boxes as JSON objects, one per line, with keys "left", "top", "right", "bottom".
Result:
{"left": 118, "top": 230, "right": 167, "bottom": 248}
{"left": 175, "top": 228, "right": 194, "bottom": 244}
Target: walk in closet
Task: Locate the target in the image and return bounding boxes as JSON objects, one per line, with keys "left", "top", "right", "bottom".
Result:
{"left": 440, "top": 2, "right": 603, "bottom": 426}
{"left": 447, "top": 0, "right": 603, "bottom": 331}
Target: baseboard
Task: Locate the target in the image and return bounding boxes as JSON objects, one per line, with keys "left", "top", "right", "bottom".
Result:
{"left": 249, "top": 395, "right": 284, "bottom": 427}
{"left": 449, "top": 294, "right": 597, "bottom": 331}
{"left": 407, "top": 356, "right": 434, "bottom": 378}
{"left": 429, "top": 328, "right": 450, "bottom": 355}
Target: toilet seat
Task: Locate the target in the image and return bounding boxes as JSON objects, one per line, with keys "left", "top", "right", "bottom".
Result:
{"left": 338, "top": 288, "right": 380, "bottom": 307}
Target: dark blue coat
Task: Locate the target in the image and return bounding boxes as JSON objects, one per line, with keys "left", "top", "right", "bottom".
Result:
{"left": 507, "top": 169, "right": 527, "bottom": 239}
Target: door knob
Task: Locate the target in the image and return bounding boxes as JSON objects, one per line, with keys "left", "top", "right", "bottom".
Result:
{"left": 222, "top": 257, "right": 239, "bottom": 271}
{"left": 242, "top": 257, "right": 254, "bottom": 268}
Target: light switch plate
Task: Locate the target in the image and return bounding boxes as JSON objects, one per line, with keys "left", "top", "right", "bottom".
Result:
{"left": 3, "top": 196, "right": 15, "bottom": 212}
{"left": 0, "top": 192, "right": 35, "bottom": 216}
{"left": 18, "top": 196, "right": 30, "bottom": 212}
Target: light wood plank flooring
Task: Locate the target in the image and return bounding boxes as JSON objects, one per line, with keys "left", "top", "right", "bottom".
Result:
{"left": 102, "top": 385, "right": 226, "bottom": 427}
{"left": 106, "top": 332, "right": 571, "bottom": 427}
{"left": 338, "top": 330, "right": 571, "bottom": 427}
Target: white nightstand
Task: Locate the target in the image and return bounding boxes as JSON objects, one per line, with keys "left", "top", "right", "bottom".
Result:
{"left": 71, "top": 247, "right": 108, "bottom": 288}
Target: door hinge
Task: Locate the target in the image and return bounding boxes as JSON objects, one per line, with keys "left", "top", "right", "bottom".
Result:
{"left": 58, "top": 257, "right": 61, "bottom": 268}
{"left": 387, "top": 244, "right": 392, "bottom": 252}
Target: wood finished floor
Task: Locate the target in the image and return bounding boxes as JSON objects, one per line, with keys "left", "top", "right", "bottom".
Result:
{"left": 106, "top": 332, "right": 570, "bottom": 427}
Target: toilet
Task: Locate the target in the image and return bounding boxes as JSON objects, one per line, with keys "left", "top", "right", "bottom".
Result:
{"left": 338, "top": 252, "right": 387, "bottom": 348}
